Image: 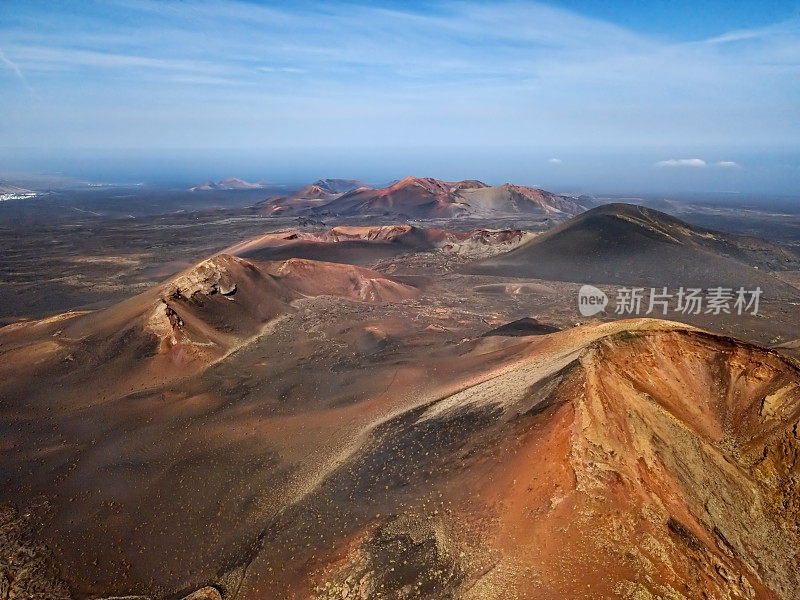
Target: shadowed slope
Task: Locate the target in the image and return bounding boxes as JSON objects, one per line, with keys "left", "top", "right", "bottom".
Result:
{"left": 481, "top": 316, "right": 561, "bottom": 336}
{"left": 468, "top": 203, "right": 800, "bottom": 294}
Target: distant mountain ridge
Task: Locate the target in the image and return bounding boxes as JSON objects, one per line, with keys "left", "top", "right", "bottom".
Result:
{"left": 315, "top": 176, "right": 587, "bottom": 218}
{"left": 252, "top": 176, "right": 584, "bottom": 219}
{"left": 190, "top": 178, "right": 267, "bottom": 191}
{"left": 311, "top": 178, "right": 364, "bottom": 194}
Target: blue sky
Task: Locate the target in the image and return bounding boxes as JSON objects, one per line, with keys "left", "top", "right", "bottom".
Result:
{"left": 0, "top": 0, "right": 799, "bottom": 193}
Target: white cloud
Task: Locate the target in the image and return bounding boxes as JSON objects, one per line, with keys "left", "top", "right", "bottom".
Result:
{"left": 654, "top": 158, "right": 707, "bottom": 168}
{"left": 547, "top": 158, "right": 562, "bottom": 164}
{"left": 715, "top": 161, "right": 740, "bottom": 168}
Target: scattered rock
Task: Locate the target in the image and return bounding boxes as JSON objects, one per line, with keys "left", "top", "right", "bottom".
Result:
{"left": 181, "top": 586, "right": 222, "bottom": 600}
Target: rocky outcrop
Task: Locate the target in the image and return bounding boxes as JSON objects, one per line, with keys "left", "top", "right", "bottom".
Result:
{"left": 180, "top": 586, "right": 222, "bottom": 600}
{"left": 0, "top": 505, "right": 72, "bottom": 600}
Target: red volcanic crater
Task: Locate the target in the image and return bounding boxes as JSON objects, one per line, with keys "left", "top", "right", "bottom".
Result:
{"left": 0, "top": 254, "right": 419, "bottom": 398}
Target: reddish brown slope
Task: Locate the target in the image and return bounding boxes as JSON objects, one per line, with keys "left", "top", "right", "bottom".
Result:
{"left": 233, "top": 320, "right": 800, "bottom": 600}
{"left": 320, "top": 177, "right": 483, "bottom": 217}
{"left": 0, "top": 254, "right": 418, "bottom": 399}
{"left": 320, "top": 177, "right": 585, "bottom": 218}
{"left": 224, "top": 224, "right": 529, "bottom": 265}
{"left": 255, "top": 184, "right": 340, "bottom": 215}
{"left": 2, "top": 318, "right": 799, "bottom": 599}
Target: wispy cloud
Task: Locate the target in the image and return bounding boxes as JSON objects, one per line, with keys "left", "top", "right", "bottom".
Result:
{"left": 0, "top": 47, "right": 37, "bottom": 97}
{"left": 0, "top": 1, "right": 797, "bottom": 156}
{"left": 170, "top": 74, "right": 249, "bottom": 86}
{"left": 257, "top": 66, "right": 307, "bottom": 74}
{"left": 8, "top": 45, "right": 216, "bottom": 73}
{"left": 0, "top": 48, "right": 24, "bottom": 79}
{"left": 547, "top": 158, "right": 562, "bottom": 164}
{"left": 654, "top": 159, "right": 743, "bottom": 169}
{"left": 705, "top": 29, "right": 765, "bottom": 45}
{"left": 655, "top": 158, "right": 707, "bottom": 168}
{"left": 703, "top": 19, "right": 800, "bottom": 45}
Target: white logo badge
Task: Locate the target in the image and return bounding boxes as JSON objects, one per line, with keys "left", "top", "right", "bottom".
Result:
{"left": 578, "top": 284, "right": 608, "bottom": 316}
